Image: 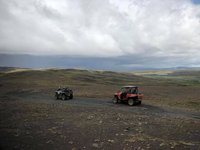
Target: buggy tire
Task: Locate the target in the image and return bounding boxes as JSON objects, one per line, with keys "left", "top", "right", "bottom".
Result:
{"left": 69, "top": 94, "right": 73, "bottom": 99}
{"left": 128, "top": 99, "right": 134, "bottom": 106}
{"left": 138, "top": 101, "right": 141, "bottom": 105}
{"left": 112, "top": 97, "right": 118, "bottom": 104}
{"left": 61, "top": 94, "right": 66, "bottom": 100}
{"left": 55, "top": 94, "right": 59, "bottom": 100}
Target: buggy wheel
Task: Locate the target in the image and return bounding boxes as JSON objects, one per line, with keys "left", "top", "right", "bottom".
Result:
{"left": 128, "top": 99, "right": 134, "bottom": 106}
{"left": 138, "top": 101, "right": 141, "bottom": 105}
{"left": 112, "top": 97, "right": 118, "bottom": 104}
{"left": 61, "top": 94, "right": 66, "bottom": 100}
{"left": 55, "top": 94, "right": 59, "bottom": 100}
{"left": 69, "top": 94, "right": 73, "bottom": 99}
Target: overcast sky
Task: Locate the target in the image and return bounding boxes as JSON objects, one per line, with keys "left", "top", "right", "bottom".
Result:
{"left": 0, "top": 0, "right": 200, "bottom": 70}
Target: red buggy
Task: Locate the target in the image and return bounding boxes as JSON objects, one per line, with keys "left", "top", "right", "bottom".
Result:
{"left": 113, "top": 86, "right": 143, "bottom": 106}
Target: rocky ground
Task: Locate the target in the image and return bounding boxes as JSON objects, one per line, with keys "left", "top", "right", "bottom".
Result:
{"left": 0, "top": 91, "right": 200, "bottom": 150}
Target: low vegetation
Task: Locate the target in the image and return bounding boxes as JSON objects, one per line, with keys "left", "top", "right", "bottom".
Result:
{"left": 0, "top": 67, "right": 200, "bottom": 111}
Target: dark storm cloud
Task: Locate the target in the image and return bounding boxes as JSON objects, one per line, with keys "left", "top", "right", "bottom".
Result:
{"left": 0, "top": 54, "right": 198, "bottom": 71}
{"left": 0, "top": 0, "right": 200, "bottom": 69}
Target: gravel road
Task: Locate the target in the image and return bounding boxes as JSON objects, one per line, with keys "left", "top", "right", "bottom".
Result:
{"left": 0, "top": 93, "right": 200, "bottom": 150}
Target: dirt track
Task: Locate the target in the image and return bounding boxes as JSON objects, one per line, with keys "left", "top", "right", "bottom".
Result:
{"left": 0, "top": 92, "right": 200, "bottom": 150}
{"left": 10, "top": 92, "right": 200, "bottom": 119}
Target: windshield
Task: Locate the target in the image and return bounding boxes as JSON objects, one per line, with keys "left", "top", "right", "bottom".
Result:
{"left": 120, "top": 87, "right": 130, "bottom": 92}
{"left": 120, "top": 87, "right": 138, "bottom": 93}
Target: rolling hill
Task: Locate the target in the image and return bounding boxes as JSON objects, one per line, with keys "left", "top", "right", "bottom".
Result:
{"left": 0, "top": 67, "right": 200, "bottom": 110}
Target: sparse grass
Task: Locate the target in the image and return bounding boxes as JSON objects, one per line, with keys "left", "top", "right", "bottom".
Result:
{"left": 133, "top": 70, "right": 200, "bottom": 86}
{"left": 0, "top": 68, "right": 200, "bottom": 111}
{"left": 132, "top": 70, "right": 174, "bottom": 76}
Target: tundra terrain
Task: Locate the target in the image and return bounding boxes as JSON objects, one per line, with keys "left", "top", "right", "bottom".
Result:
{"left": 0, "top": 67, "right": 200, "bottom": 149}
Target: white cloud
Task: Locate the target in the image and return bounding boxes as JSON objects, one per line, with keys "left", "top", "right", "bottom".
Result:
{"left": 0, "top": 0, "right": 200, "bottom": 67}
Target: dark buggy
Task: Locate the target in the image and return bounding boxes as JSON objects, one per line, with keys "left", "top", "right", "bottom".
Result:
{"left": 55, "top": 87, "right": 73, "bottom": 100}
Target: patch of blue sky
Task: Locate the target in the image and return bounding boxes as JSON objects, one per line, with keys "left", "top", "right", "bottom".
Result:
{"left": 191, "top": 0, "right": 200, "bottom": 4}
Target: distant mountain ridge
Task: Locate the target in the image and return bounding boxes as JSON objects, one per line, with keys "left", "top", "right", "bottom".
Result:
{"left": 0, "top": 66, "right": 200, "bottom": 73}
{"left": 1, "top": 54, "right": 199, "bottom": 71}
